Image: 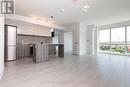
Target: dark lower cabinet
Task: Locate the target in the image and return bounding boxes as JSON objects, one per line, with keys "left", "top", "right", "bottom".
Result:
{"left": 17, "top": 43, "right": 30, "bottom": 59}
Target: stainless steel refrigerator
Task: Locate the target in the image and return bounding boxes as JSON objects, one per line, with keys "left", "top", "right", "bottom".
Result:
{"left": 5, "top": 25, "right": 17, "bottom": 61}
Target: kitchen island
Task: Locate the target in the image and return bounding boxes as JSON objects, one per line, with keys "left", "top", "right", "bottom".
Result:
{"left": 49, "top": 44, "right": 64, "bottom": 58}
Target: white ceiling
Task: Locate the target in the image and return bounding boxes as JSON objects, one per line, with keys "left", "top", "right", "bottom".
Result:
{"left": 15, "top": 0, "right": 130, "bottom": 26}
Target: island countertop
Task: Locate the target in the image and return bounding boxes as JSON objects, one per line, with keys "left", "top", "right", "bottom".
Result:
{"left": 48, "top": 44, "right": 64, "bottom": 46}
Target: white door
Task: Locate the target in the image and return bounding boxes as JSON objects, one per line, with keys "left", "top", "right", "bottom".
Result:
{"left": 87, "top": 28, "right": 93, "bottom": 54}
{"left": 73, "top": 30, "right": 79, "bottom": 55}
{"left": 64, "top": 32, "right": 73, "bottom": 54}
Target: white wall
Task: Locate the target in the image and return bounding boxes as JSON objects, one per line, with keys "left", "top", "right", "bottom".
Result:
{"left": 65, "top": 23, "right": 80, "bottom": 55}
{"left": 65, "top": 23, "right": 89, "bottom": 55}
{"left": 52, "top": 29, "right": 64, "bottom": 44}
{"left": 93, "top": 28, "right": 98, "bottom": 54}
{"left": 64, "top": 32, "right": 72, "bottom": 53}
{"left": 58, "top": 31, "right": 64, "bottom": 44}
{"left": 0, "top": 17, "right": 4, "bottom": 79}
{"left": 52, "top": 35, "right": 59, "bottom": 44}
{"left": 79, "top": 23, "right": 87, "bottom": 55}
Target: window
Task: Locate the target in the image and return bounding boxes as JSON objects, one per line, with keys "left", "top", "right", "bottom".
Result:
{"left": 99, "top": 26, "right": 130, "bottom": 54}
{"left": 127, "top": 45, "right": 130, "bottom": 54}
{"left": 99, "top": 30, "right": 110, "bottom": 43}
{"left": 127, "top": 26, "right": 130, "bottom": 43}
{"left": 99, "top": 29, "right": 110, "bottom": 52}
{"left": 110, "top": 27, "right": 125, "bottom": 53}
{"left": 127, "top": 26, "right": 130, "bottom": 54}
{"left": 111, "top": 27, "right": 125, "bottom": 43}
{"left": 99, "top": 27, "right": 127, "bottom": 54}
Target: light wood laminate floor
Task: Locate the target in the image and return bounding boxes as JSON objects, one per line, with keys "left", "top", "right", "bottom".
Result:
{"left": 0, "top": 54, "right": 130, "bottom": 87}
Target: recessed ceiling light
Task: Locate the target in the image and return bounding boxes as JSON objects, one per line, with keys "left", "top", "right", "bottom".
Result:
{"left": 82, "top": 5, "right": 90, "bottom": 12}
{"left": 83, "top": 5, "right": 90, "bottom": 9}
{"left": 73, "top": 0, "right": 79, "bottom": 2}
{"left": 60, "top": 9, "right": 65, "bottom": 12}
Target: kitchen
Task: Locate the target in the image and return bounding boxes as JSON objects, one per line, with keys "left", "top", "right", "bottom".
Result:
{"left": 4, "top": 18, "right": 64, "bottom": 63}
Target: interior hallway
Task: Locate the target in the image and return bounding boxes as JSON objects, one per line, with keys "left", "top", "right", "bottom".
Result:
{"left": 0, "top": 54, "right": 130, "bottom": 87}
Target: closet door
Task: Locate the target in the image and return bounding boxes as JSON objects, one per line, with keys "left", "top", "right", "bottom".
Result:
{"left": 86, "top": 25, "right": 95, "bottom": 54}
{"left": 73, "top": 27, "right": 79, "bottom": 55}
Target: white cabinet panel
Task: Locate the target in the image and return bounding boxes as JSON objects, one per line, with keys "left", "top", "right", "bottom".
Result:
{"left": 29, "top": 26, "right": 38, "bottom": 35}
{"left": 17, "top": 24, "right": 30, "bottom": 35}
{"left": 38, "top": 28, "right": 44, "bottom": 36}
{"left": 38, "top": 28, "right": 51, "bottom": 37}
{"left": 6, "top": 19, "right": 51, "bottom": 37}
{"left": 18, "top": 28, "right": 30, "bottom": 35}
